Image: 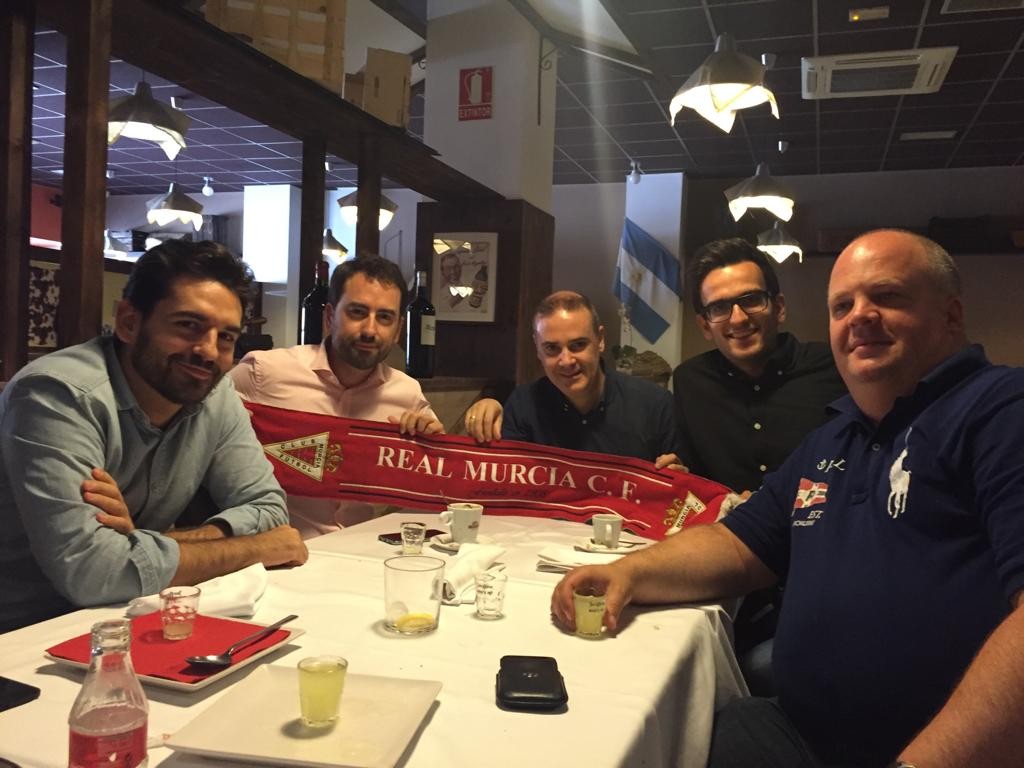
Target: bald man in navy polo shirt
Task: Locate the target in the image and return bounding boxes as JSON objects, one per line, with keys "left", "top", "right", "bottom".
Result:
{"left": 552, "top": 230, "right": 1024, "bottom": 768}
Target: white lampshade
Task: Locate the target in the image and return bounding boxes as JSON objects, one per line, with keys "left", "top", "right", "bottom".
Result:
{"left": 108, "top": 82, "right": 191, "bottom": 160}
{"left": 668, "top": 33, "right": 779, "bottom": 133}
{"left": 337, "top": 190, "right": 398, "bottom": 231}
{"left": 757, "top": 221, "right": 803, "bottom": 264}
{"left": 146, "top": 182, "right": 204, "bottom": 230}
{"left": 724, "top": 163, "right": 794, "bottom": 222}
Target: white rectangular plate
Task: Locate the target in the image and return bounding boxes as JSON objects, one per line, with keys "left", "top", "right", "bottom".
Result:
{"left": 45, "top": 624, "right": 305, "bottom": 692}
{"left": 166, "top": 666, "right": 442, "bottom": 767}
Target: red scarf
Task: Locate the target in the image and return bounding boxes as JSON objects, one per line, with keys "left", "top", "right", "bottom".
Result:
{"left": 245, "top": 402, "right": 729, "bottom": 539}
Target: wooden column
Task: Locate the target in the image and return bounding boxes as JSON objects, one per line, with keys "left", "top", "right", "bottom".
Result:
{"left": 1, "top": 0, "right": 35, "bottom": 379}
{"left": 59, "top": 0, "right": 110, "bottom": 347}
{"left": 355, "top": 133, "right": 381, "bottom": 257}
{"left": 298, "top": 136, "right": 326, "bottom": 342}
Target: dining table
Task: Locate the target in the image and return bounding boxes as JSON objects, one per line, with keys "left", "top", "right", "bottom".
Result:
{"left": 0, "top": 511, "right": 748, "bottom": 768}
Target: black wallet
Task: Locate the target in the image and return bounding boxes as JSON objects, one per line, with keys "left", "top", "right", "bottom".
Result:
{"left": 495, "top": 655, "right": 568, "bottom": 711}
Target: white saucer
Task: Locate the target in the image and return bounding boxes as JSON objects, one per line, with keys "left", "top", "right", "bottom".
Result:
{"left": 430, "top": 533, "right": 495, "bottom": 553}
{"left": 574, "top": 537, "right": 648, "bottom": 554}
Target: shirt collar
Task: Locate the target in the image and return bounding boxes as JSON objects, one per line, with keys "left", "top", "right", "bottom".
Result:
{"left": 104, "top": 336, "right": 201, "bottom": 428}
{"left": 713, "top": 331, "right": 798, "bottom": 381}
{"left": 545, "top": 359, "right": 610, "bottom": 417}
{"left": 828, "top": 344, "right": 986, "bottom": 430}
{"left": 318, "top": 337, "right": 387, "bottom": 390}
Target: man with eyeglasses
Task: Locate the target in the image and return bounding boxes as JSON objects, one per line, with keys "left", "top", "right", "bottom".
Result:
{"left": 672, "top": 238, "right": 847, "bottom": 695}
{"left": 672, "top": 238, "right": 846, "bottom": 496}
{"left": 553, "top": 230, "right": 1024, "bottom": 767}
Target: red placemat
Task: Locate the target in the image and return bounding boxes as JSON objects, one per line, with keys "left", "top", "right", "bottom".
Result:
{"left": 46, "top": 612, "right": 292, "bottom": 684}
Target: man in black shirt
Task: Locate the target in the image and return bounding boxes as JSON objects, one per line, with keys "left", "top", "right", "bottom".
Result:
{"left": 465, "top": 291, "right": 681, "bottom": 469}
{"left": 673, "top": 239, "right": 846, "bottom": 494}
{"left": 673, "top": 239, "right": 846, "bottom": 692}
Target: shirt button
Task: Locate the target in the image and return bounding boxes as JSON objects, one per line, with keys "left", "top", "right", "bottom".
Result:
{"left": 581, "top": 419, "right": 587, "bottom": 425}
{"left": 759, "top": 464, "right": 767, "bottom": 472}
{"left": 753, "top": 422, "right": 762, "bottom": 430}
{"left": 871, "top": 443, "right": 881, "bottom": 451}
{"left": 753, "top": 385, "right": 761, "bottom": 392}
{"left": 777, "top": 370, "right": 783, "bottom": 376}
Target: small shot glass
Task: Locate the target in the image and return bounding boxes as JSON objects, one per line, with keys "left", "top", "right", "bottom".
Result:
{"left": 400, "top": 521, "right": 427, "bottom": 555}
{"left": 474, "top": 571, "right": 508, "bottom": 620}
{"left": 572, "top": 586, "right": 606, "bottom": 640}
{"left": 298, "top": 655, "right": 348, "bottom": 728}
{"left": 159, "top": 585, "right": 200, "bottom": 641}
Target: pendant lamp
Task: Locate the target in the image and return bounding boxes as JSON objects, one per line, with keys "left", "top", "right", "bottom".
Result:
{"left": 322, "top": 228, "right": 348, "bottom": 258}
{"left": 724, "top": 162, "right": 794, "bottom": 222}
{"left": 757, "top": 221, "right": 803, "bottom": 264}
{"left": 102, "top": 230, "right": 130, "bottom": 258}
{"left": 108, "top": 82, "right": 191, "bottom": 160}
{"left": 146, "top": 183, "right": 203, "bottom": 230}
{"left": 668, "top": 33, "right": 779, "bottom": 133}
{"left": 337, "top": 190, "right": 398, "bottom": 231}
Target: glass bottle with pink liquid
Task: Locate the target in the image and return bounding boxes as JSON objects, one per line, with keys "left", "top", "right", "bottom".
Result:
{"left": 68, "top": 618, "right": 148, "bottom": 768}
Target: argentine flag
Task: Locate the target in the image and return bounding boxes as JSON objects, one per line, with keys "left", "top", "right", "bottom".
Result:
{"left": 612, "top": 218, "right": 682, "bottom": 343}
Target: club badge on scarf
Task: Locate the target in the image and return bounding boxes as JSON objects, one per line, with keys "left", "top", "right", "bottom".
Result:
{"left": 245, "top": 402, "right": 729, "bottom": 540}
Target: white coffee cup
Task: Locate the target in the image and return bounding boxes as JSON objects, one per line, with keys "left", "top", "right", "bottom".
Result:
{"left": 592, "top": 513, "right": 623, "bottom": 548}
{"left": 440, "top": 502, "right": 483, "bottom": 544}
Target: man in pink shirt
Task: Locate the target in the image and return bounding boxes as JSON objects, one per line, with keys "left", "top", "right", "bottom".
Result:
{"left": 230, "top": 255, "right": 442, "bottom": 538}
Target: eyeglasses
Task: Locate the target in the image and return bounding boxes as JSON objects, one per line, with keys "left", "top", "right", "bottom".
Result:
{"left": 701, "top": 290, "right": 773, "bottom": 323}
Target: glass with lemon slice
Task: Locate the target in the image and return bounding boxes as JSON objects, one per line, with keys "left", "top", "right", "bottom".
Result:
{"left": 384, "top": 555, "right": 445, "bottom": 635}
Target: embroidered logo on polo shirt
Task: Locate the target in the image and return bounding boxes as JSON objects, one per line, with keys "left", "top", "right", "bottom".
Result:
{"left": 792, "top": 478, "right": 828, "bottom": 526}
{"left": 887, "top": 427, "right": 912, "bottom": 519}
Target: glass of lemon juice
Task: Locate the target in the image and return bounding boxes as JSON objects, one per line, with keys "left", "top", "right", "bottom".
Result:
{"left": 298, "top": 655, "right": 348, "bottom": 727}
{"left": 384, "top": 555, "right": 445, "bottom": 635}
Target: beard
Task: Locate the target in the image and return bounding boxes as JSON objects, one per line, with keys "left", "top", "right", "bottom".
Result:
{"left": 130, "top": 327, "right": 224, "bottom": 406}
{"left": 330, "top": 331, "right": 392, "bottom": 372}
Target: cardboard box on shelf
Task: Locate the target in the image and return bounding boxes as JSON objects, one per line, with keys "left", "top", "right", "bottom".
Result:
{"left": 203, "top": 0, "right": 346, "bottom": 95}
{"left": 344, "top": 48, "right": 411, "bottom": 128}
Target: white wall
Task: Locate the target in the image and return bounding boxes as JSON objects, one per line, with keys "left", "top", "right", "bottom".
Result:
{"left": 550, "top": 182, "right": 627, "bottom": 348}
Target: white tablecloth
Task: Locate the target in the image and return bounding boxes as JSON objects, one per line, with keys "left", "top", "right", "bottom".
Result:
{"left": 0, "top": 513, "right": 747, "bottom": 768}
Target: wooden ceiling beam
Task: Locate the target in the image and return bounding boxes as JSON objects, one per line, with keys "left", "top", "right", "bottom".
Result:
{"left": 35, "top": 0, "right": 499, "bottom": 203}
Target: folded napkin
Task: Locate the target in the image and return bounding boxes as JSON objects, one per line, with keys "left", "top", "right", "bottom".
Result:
{"left": 126, "top": 563, "right": 268, "bottom": 618}
{"left": 536, "top": 546, "right": 625, "bottom": 574}
{"left": 442, "top": 543, "right": 506, "bottom": 604}
{"left": 46, "top": 610, "right": 292, "bottom": 685}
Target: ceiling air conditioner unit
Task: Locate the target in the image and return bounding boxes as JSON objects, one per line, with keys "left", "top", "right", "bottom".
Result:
{"left": 941, "top": 0, "right": 1024, "bottom": 12}
{"left": 802, "top": 47, "right": 958, "bottom": 99}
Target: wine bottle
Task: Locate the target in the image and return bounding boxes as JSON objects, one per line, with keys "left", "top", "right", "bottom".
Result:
{"left": 68, "top": 619, "right": 149, "bottom": 768}
{"left": 301, "top": 260, "right": 330, "bottom": 345}
{"left": 406, "top": 270, "right": 436, "bottom": 379}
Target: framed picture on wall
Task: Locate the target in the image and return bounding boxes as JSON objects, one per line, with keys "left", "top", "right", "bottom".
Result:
{"left": 431, "top": 232, "right": 497, "bottom": 323}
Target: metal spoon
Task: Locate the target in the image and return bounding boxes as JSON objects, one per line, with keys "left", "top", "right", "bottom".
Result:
{"left": 185, "top": 614, "right": 298, "bottom": 669}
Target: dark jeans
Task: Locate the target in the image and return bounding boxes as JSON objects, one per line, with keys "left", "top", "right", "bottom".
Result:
{"left": 708, "top": 697, "right": 826, "bottom": 768}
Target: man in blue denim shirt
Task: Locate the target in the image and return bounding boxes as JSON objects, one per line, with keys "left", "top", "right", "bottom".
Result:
{"left": 0, "top": 241, "right": 307, "bottom": 632}
{"left": 552, "top": 230, "right": 1024, "bottom": 768}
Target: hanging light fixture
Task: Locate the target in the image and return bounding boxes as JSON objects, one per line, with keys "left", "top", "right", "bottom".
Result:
{"left": 757, "top": 220, "right": 803, "bottom": 264}
{"left": 668, "top": 33, "right": 779, "bottom": 133}
{"left": 108, "top": 82, "right": 191, "bottom": 160}
{"left": 337, "top": 190, "right": 398, "bottom": 231}
{"left": 322, "top": 228, "right": 348, "bottom": 258}
{"left": 146, "top": 183, "right": 204, "bottom": 230}
{"left": 724, "top": 162, "right": 794, "bottom": 222}
{"left": 201, "top": 176, "right": 214, "bottom": 197}
{"left": 627, "top": 160, "right": 642, "bottom": 185}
